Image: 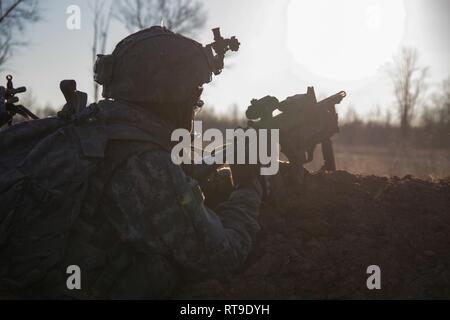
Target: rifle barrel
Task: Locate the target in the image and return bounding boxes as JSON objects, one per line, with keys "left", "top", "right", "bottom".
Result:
{"left": 319, "top": 91, "right": 346, "bottom": 105}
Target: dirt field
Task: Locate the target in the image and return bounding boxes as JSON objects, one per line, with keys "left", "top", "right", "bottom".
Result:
{"left": 178, "top": 171, "right": 450, "bottom": 299}
{"left": 306, "top": 144, "right": 450, "bottom": 180}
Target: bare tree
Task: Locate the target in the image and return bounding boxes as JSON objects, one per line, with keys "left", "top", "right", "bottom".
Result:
{"left": 421, "top": 76, "right": 450, "bottom": 147}
{"left": 389, "top": 47, "right": 428, "bottom": 139}
{"left": 91, "top": 0, "right": 112, "bottom": 102}
{"left": 0, "top": 0, "right": 40, "bottom": 69}
{"left": 115, "top": 0, "right": 206, "bottom": 36}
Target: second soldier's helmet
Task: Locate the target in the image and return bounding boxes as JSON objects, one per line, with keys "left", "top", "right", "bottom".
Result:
{"left": 94, "top": 26, "right": 239, "bottom": 105}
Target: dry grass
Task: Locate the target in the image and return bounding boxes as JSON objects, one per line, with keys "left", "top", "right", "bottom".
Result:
{"left": 304, "top": 144, "right": 450, "bottom": 180}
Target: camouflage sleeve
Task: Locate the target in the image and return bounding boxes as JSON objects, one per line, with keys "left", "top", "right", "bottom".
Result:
{"left": 106, "top": 149, "right": 263, "bottom": 277}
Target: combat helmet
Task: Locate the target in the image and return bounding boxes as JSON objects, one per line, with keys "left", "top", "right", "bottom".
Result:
{"left": 94, "top": 26, "right": 239, "bottom": 105}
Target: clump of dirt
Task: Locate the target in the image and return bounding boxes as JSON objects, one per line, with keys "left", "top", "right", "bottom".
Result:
{"left": 178, "top": 171, "right": 450, "bottom": 299}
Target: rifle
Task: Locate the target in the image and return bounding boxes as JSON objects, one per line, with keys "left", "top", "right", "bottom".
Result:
{"left": 188, "top": 87, "right": 346, "bottom": 187}
{"left": 246, "top": 87, "right": 346, "bottom": 184}
{"left": 0, "top": 75, "right": 39, "bottom": 127}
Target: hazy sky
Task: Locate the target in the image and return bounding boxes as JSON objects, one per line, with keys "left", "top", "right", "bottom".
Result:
{"left": 2, "top": 0, "right": 449, "bottom": 120}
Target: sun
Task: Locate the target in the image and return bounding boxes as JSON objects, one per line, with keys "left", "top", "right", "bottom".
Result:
{"left": 286, "top": 0, "right": 405, "bottom": 81}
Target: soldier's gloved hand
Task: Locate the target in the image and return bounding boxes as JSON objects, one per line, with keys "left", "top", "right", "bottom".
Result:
{"left": 229, "top": 163, "right": 259, "bottom": 188}
{"left": 229, "top": 163, "right": 270, "bottom": 202}
{"left": 228, "top": 127, "right": 270, "bottom": 199}
{"left": 228, "top": 127, "right": 259, "bottom": 187}
{"left": 202, "top": 167, "right": 234, "bottom": 209}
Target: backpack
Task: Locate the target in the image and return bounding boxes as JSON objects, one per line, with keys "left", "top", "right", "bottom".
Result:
{"left": 0, "top": 102, "right": 167, "bottom": 298}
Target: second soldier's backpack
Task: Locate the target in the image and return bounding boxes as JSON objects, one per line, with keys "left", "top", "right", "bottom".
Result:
{"left": 0, "top": 100, "right": 171, "bottom": 298}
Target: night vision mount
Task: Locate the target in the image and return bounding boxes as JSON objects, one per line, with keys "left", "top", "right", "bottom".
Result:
{"left": 205, "top": 28, "right": 240, "bottom": 75}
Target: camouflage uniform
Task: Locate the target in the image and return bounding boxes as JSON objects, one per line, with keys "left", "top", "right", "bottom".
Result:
{"left": 0, "top": 26, "right": 258, "bottom": 299}
{"left": 60, "top": 100, "right": 263, "bottom": 299}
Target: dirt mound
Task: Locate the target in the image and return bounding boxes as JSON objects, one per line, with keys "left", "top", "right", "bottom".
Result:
{"left": 178, "top": 171, "right": 450, "bottom": 299}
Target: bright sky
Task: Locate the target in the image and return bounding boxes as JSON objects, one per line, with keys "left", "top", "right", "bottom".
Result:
{"left": 2, "top": 0, "right": 449, "bottom": 120}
